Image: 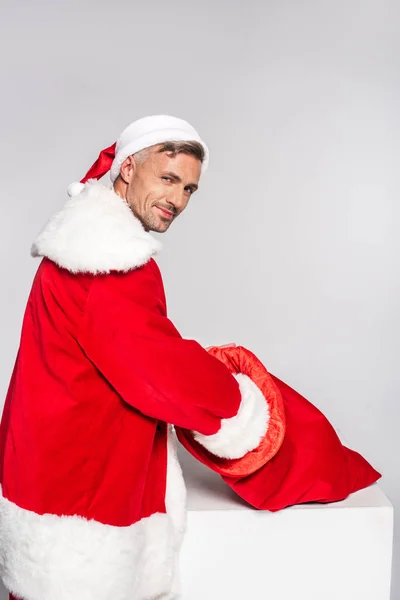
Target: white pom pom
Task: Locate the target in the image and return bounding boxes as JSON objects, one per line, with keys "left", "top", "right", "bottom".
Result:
{"left": 67, "top": 182, "right": 85, "bottom": 197}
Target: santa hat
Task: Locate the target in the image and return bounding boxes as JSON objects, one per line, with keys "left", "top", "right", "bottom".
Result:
{"left": 67, "top": 115, "right": 209, "bottom": 197}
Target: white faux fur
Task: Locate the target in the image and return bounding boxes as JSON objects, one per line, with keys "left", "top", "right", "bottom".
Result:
{"left": 193, "top": 373, "right": 269, "bottom": 459}
{"left": 0, "top": 431, "right": 185, "bottom": 600}
{"left": 163, "top": 426, "right": 187, "bottom": 599}
{"left": 31, "top": 180, "right": 161, "bottom": 274}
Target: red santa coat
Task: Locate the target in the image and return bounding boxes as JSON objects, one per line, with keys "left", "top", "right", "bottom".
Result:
{"left": 0, "top": 181, "right": 269, "bottom": 600}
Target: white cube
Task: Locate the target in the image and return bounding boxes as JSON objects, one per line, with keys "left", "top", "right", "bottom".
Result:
{"left": 178, "top": 444, "right": 393, "bottom": 600}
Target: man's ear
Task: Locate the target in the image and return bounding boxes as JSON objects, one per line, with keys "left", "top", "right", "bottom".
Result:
{"left": 119, "top": 155, "right": 136, "bottom": 184}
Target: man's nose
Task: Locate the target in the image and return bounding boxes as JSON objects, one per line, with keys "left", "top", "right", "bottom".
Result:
{"left": 168, "top": 188, "right": 187, "bottom": 212}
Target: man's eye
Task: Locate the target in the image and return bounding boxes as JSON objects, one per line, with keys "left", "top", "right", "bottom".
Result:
{"left": 161, "top": 176, "right": 172, "bottom": 183}
{"left": 185, "top": 187, "right": 194, "bottom": 194}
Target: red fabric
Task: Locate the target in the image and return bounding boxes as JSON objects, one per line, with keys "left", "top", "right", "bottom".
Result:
{"left": 177, "top": 346, "right": 381, "bottom": 510}
{"left": 177, "top": 345, "right": 286, "bottom": 476}
{"left": 80, "top": 142, "right": 116, "bottom": 183}
{"left": 0, "top": 258, "right": 241, "bottom": 526}
{"left": 79, "top": 261, "right": 241, "bottom": 432}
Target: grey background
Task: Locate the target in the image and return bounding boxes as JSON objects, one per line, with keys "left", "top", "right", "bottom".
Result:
{"left": 0, "top": 0, "right": 398, "bottom": 598}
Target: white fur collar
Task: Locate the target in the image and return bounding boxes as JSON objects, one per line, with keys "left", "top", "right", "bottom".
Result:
{"left": 31, "top": 181, "right": 161, "bottom": 274}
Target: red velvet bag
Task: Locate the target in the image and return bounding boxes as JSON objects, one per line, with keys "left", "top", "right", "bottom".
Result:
{"left": 176, "top": 345, "right": 381, "bottom": 510}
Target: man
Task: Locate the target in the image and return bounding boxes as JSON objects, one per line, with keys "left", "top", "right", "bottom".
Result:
{"left": 0, "top": 115, "right": 269, "bottom": 600}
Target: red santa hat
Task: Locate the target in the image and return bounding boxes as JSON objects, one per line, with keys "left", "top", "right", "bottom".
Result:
{"left": 67, "top": 115, "right": 210, "bottom": 197}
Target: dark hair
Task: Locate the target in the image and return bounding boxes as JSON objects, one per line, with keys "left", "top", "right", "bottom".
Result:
{"left": 158, "top": 140, "right": 205, "bottom": 163}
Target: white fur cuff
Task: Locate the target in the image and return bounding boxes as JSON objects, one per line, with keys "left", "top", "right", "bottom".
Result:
{"left": 193, "top": 374, "right": 269, "bottom": 459}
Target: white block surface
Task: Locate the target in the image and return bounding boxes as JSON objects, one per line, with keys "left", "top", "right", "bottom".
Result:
{"left": 178, "top": 445, "right": 393, "bottom": 600}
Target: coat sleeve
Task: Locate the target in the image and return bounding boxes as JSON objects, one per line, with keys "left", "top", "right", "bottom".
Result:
{"left": 78, "top": 262, "right": 268, "bottom": 459}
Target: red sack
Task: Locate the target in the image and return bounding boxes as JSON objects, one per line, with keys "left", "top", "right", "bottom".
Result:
{"left": 176, "top": 346, "right": 381, "bottom": 510}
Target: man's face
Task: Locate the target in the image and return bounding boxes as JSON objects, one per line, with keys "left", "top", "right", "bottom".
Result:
{"left": 121, "top": 146, "right": 201, "bottom": 233}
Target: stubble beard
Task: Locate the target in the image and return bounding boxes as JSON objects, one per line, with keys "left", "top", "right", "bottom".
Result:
{"left": 141, "top": 209, "right": 172, "bottom": 233}
{"left": 126, "top": 192, "right": 173, "bottom": 233}
{"left": 127, "top": 200, "right": 169, "bottom": 233}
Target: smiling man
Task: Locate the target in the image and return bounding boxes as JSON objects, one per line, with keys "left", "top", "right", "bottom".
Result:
{"left": 114, "top": 140, "right": 201, "bottom": 232}
{"left": 0, "top": 115, "right": 269, "bottom": 600}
